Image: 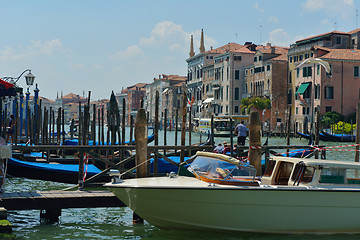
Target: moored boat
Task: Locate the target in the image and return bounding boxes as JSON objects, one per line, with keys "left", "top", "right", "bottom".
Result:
{"left": 321, "top": 131, "right": 355, "bottom": 142}
{"left": 106, "top": 151, "right": 360, "bottom": 233}
{"left": 6, "top": 157, "right": 112, "bottom": 184}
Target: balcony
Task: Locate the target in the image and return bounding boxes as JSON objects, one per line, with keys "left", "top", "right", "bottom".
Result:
{"left": 263, "top": 90, "right": 270, "bottom": 97}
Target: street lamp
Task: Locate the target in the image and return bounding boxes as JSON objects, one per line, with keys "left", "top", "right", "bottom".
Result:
{"left": 295, "top": 58, "right": 331, "bottom": 134}
{"left": 2, "top": 69, "right": 36, "bottom": 137}
{"left": 2, "top": 69, "right": 35, "bottom": 87}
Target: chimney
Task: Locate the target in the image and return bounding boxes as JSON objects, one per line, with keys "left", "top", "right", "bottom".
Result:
{"left": 211, "top": 46, "right": 213, "bottom": 50}
{"left": 267, "top": 42, "right": 271, "bottom": 47}
{"left": 271, "top": 46, "right": 275, "bottom": 54}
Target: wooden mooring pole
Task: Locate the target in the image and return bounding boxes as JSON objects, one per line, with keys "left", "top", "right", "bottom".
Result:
{"left": 249, "top": 110, "right": 262, "bottom": 176}
{"left": 133, "top": 107, "right": 147, "bottom": 224}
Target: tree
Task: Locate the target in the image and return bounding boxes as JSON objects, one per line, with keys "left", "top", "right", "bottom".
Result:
{"left": 240, "top": 97, "right": 271, "bottom": 114}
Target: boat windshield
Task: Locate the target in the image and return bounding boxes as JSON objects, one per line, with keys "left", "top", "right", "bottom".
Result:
{"left": 188, "top": 155, "right": 258, "bottom": 185}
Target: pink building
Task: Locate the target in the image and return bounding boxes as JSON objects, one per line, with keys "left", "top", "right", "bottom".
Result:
{"left": 294, "top": 46, "right": 360, "bottom": 132}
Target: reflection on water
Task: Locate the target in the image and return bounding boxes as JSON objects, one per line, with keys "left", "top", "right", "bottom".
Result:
{"left": 3, "top": 130, "right": 360, "bottom": 239}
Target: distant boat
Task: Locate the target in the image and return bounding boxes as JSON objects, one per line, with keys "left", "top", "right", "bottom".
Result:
{"left": 297, "top": 132, "right": 332, "bottom": 142}
{"left": 6, "top": 157, "right": 111, "bottom": 184}
{"left": 321, "top": 131, "right": 355, "bottom": 142}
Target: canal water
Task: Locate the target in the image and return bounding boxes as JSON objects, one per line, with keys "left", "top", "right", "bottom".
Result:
{"left": 2, "top": 130, "right": 360, "bottom": 239}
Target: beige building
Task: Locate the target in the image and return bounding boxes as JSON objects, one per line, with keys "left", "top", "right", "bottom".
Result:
{"left": 244, "top": 44, "right": 289, "bottom": 132}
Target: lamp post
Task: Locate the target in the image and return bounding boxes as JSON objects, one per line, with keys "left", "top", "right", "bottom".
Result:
{"left": 295, "top": 58, "right": 331, "bottom": 134}
{"left": 2, "top": 69, "right": 35, "bottom": 137}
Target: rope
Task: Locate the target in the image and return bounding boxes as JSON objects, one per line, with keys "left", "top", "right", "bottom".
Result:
{"left": 118, "top": 157, "right": 153, "bottom": 179}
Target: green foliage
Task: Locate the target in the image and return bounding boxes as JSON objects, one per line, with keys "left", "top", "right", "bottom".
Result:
{"left": 321, "top": 111, "right": 344, "bottom": 126}
{"left": 240, "top": 97, "right": 271, "bottom": 114}
{"left": 333, "top": 121, "right": 356, "bottom": 134}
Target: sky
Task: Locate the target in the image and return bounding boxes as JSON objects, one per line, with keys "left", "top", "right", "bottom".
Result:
{"left": 0, "top": 0, "right": 359, "bottom": 101}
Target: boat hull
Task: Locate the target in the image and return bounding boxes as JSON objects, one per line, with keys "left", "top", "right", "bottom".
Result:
{"left": 107, "top": 176, "right": 360, "bottom": 233}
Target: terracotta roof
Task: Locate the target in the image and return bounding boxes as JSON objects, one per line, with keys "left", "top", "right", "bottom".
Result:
{"left": 348, "top": 28, "right": 360, "bottom": 35}
{"left": 313, "top": 45, "right": 360, "bottom": 60}
{"left": 205, "top": 43, "right": 245, "bottom": 54}
{"left": 256, "top": 45, "right": 289, "bottom": 61}
{"left": 296, "top": 31, "right": 349, "bottom": 43}
{"left": 127, "top": 83, "right": 147, "bottom": 90}
{"left": 62, "top": 93, "right": 86, "bottom": 99}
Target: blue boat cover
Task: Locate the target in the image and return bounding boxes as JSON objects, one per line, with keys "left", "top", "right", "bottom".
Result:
{"left": 8, "top": 158, "right": 101, "bottom": 175}
{"left": 150, "top": 156, "right": 191, "bottom": 174}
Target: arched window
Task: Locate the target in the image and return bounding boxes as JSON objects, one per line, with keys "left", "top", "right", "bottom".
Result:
{"left": 234, "top": 87, "right": 240, "bottom": 100}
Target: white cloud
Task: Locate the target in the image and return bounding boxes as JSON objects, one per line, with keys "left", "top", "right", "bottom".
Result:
{"left": 29, "top": 39, "right": 65, "bottom": 55}
{"left": 109, "top": 45, "right": 145, "bottom": 60}
{"left": 114, "top": 21, "right": 217, "bottom": 59}
{"left": 0, "top": 39, "right": 66, "bottom": 62}
{"left": 302, "top": 0, "right": 354, "bottom": 19}
{"left": 268, "top": 28, "right": 299, "bottom": 47}
{"left": 140, "top": 21, "right": 185, "bottom": 47}
{"left": 254, "top": 2, "right": 264, "bottom": 13}
{"left": 268, "top": 15, "right": 279, "bottom": 23}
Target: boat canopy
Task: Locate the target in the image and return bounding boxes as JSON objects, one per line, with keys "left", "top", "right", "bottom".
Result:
{"left": 188, "top": 152, "right": 258, "bottom": 186}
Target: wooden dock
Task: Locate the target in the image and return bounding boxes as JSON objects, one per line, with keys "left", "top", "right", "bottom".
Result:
{"left": 0, "top": 190, "right": 125, "bottom": 210}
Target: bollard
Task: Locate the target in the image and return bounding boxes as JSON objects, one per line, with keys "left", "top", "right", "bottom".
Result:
{"left": 249, "top": 110, "right": 262, "bottom": 176}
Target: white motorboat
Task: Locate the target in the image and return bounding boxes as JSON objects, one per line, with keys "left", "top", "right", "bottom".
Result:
{"left": 105, "top": 151, "right": 360, "bottom": 233}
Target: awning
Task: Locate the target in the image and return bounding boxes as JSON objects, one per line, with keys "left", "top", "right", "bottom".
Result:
{"left": 203, "top": 97, "right": 214, "bottom": 104}
{"left": 297, "top": 82, "right": 311, "bottom": 95}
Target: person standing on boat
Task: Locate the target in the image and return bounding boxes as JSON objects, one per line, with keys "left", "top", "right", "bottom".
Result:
{"left": 6, "top": 115, "right": 16, "bottom": 144}
{"left": 235, "top": 121, "right": 247, "bottom": 146}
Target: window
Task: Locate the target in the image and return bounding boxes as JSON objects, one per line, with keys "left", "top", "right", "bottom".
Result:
{"left": 326, "top": 64, "right": 333, "bottom": 76}
{"left": 325, "top": 106, "right": 332, "bottom": 112}
{"left": 291, "top": 164, "right": 315, "bottom": 183}
{"left": 294, "top": 56, "right": 298, "bottom": 62}
{"left": 314, "top": 84, "right": 319, "bottom": 99}
{"left": 234, "top": 105, "right": 239, "bottom": 113}
{"left": 290, "top": 57, "right": 293, "bottom": 63}
{"left": 234, "top": 56, "right": 242, "bottom": 61}
{"left": 234, "top": 87, "right": 240, "bottom": 100}
{"left": 296, "top": 107, "right": 298, "bottom": 114}
{"left": 303, "top": 66, "right": 312, "bottom": 77}
{"left": 263, "top": 160, "right": 276, "bottom": 177}
{"left": 235, "top": 70, "right": 240, "bottom": 80}
{"left": 245, "top": 69, "right": 248, "bottom": 76}
{"left": 299, "top": 55, "right": 303, "bottom": 61}
{"left": 354, "top": 66, "right": 359, "bottom": 77}
{"left": 302, "top": 107, "right": 306, "bottom": 114}
{"left": 325, "top": 86, "right": 334, "bottom": 99}
{"left": 259, "top": 56, "right": 262, "bottom": 61}
{"left": 267, "top": 65, "right": 270, "bottom": 71}
{"left": 226, "top": 86, "right": 229, "bottom": 100}
{"left": 254, "top": 56, "right": 257, "bottom": 62}
{"left": 251, "top": 69, "right": 253, "bottom": 75}
{"left": 336, "top": 37, "right": 342, "bottom": 45}
{"left": 317, "top": 65, "right": 320, "bottom": 75}
{"left": 274, "top": 162, "right": 294, "bottom": 185}
{"left": 296, "top": 68, "right": 299, "bottom": 78}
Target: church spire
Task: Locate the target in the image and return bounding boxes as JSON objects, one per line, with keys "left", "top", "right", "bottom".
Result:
{"left": 199, "top": 29, "right": 205, "bottom": 53}
{"left": 189, "top": 35, "right": 195, "bottom": 58}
